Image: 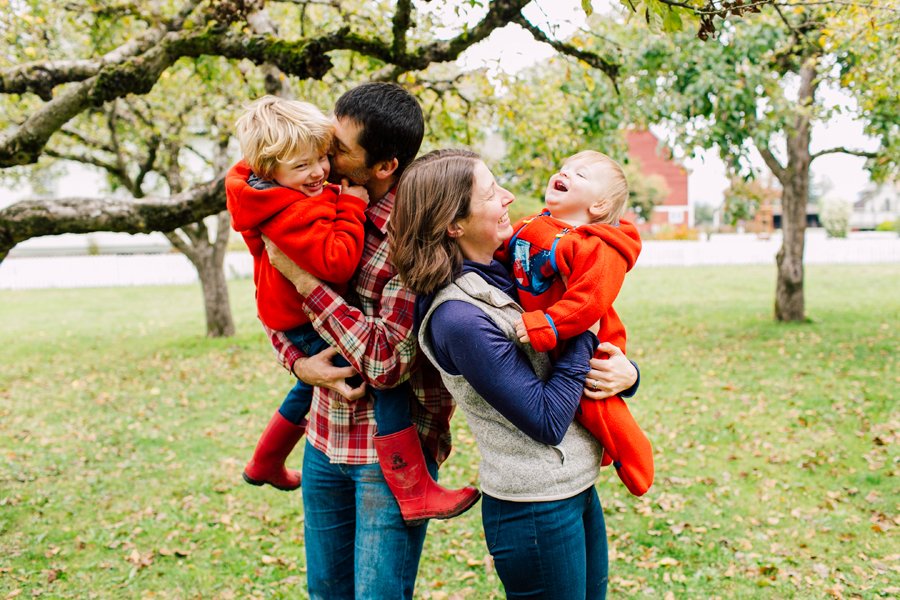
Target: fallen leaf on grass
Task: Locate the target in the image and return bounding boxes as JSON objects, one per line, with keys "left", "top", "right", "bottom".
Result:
{"left": 812, "top": 563, "right": 830, "bottom": 578}
{"left": 157, "top": 548, "right": 191, "bottom": 558}
{"left": 125, "top": 549, "right": 153, "bottom": 569}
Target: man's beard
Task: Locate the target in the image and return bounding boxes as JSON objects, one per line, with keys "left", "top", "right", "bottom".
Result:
{"left": 329, "top": 159, "right": 370, "bottom": 187}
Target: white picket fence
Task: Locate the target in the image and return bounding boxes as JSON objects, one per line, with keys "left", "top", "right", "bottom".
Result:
{"left": 1, "top": 230, "right": 898, "bottom": 290}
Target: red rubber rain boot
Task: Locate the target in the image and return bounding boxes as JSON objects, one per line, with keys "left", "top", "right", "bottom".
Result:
{"left": 242, "top": 411, "right": 305, "bottom": 491}
{"left": 375, "top": 426, "right": 481, "bottom": 526}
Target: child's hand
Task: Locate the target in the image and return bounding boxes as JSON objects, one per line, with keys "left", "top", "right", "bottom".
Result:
{"left": 341, "top": 178, "right": 369, "bottom": 204}
{"left": 516, "top": 318, "right": 531, "bottom": 344}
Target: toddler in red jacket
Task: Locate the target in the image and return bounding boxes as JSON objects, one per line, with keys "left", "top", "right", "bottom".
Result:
{"left": 497, "top": 150, "right": 655, "bottom": 496}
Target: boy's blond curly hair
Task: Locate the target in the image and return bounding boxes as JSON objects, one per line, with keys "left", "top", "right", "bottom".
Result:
{"left": 235, "top": 96, "right": 333, "bottom": 179}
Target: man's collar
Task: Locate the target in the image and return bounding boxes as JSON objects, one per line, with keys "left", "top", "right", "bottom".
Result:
{"left": 365, "top": 186, "right": 396, "bottom": 234}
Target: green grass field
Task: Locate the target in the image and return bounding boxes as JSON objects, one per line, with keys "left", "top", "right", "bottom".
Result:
{"left": 1, "top": 264, "right": 898, "bottom": 598}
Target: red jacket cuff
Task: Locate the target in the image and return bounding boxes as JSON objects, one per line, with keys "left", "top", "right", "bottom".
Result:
{"left": 522, "top": 310, "right": 558, "bottom": 353}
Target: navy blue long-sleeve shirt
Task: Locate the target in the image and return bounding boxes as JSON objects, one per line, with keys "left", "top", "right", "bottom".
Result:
{"left": 422, "top": 260, "right": 598, "bottom": 446}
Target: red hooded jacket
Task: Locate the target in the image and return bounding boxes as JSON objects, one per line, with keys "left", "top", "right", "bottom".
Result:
{"left": 497, "top": 212, "right": 642, "bottom": 353}
{"left": 225, "top": 160, "right": 367, "bottom": 331}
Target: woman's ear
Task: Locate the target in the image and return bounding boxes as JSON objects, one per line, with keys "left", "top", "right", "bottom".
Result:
{"left": 447, "top": 222, "right": 463, "bottom": 238}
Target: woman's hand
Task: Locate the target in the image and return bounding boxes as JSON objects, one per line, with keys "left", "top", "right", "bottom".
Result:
{"left": 515, "top": 318, "right": 531, "bottom": 344}
{"left": 583, "top": 342, "right": 637, "bottom": 399}
{"left": 263, "top": 235, "right": 322, "bottom": 295}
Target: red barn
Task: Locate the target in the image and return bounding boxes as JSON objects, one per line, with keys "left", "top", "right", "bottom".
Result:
{"left": 625, "top": 130, "right": 690, "bottom": 231}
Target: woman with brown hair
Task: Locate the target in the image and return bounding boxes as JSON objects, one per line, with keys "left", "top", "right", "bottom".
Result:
{"left": 389, "top": 149, "right": 639, "bottom": 599}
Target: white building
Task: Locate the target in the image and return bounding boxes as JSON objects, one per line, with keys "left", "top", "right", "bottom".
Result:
{"left": 852, "top": 180, "right": 899, "bottom": 230}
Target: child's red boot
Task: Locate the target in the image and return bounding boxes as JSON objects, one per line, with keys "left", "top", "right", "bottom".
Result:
{"left": 242, "top": 411, "right": 305, "bottom": 491}
{"left": 375, "top": 426, "right": 481, "bottom": 526}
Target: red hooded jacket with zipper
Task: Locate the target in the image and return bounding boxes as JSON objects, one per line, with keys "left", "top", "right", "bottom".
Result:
{"left": 225, "top": 160, "right": 367, "bottom": 331}
{"left": 497, "top": 212, "right": 642, "bottom": 354}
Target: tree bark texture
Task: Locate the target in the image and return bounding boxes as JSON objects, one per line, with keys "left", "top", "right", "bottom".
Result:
{"left": 774, "top": 58, "right": 817, "bottom": 322}
{"left": 195, "top": 238, "right": 235, "bottom": 338}
{"left": 0, "top": 178, "right": 225, "bottom": 262}
{"left": 164, "top": 213, "right": 234, "bottom": 338}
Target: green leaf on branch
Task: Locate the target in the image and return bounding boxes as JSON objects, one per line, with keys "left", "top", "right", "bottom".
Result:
{"left": 663, "top": 8, "right": 683, "bottom": 33}
{"left": 582, "top": 0, "right": 594, "bottom": 17}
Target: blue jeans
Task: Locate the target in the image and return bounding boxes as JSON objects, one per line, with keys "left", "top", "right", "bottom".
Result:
{"left": 301, "top": 442, "right": 434, "bottom": 599}
{"left": 278, "top": 324, "right": 411, "bottom": 435}
{"left": 482, "top": 487, "right": 608, "bottom": 599}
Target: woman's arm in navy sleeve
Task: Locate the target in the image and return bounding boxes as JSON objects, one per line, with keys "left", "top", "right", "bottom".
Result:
{"left": 428, "top": 300, "right": 596, "bottom": 446}
{"left": 621, "top": 361, "right": 640, "bottom": 398}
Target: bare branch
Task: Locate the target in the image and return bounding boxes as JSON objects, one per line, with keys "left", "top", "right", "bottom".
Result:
{"left": 59, "top": 127, "right": 116, "bottom": 154}
{"left": 810, "top": 147, "right": 878, "bottom": 160}
{"left": 512, "top": 14, "right": 620, "bottom": 84}
{"left": 43, "top": 148, "right": 123, "bottom": 178}
{"left": 757, "top": 144, "right": 788, "bottom": 184}
{"left": 134, "top": 135, "right": 161, "bottom": 194}
{"left": 164, "top": 230, "right": 196, "bottom": 260}
{"left": 409, "top": 0, "right": 531, "bottom": 67}
{"left": 0, "top": 61, "right": 101, "bottom": 100}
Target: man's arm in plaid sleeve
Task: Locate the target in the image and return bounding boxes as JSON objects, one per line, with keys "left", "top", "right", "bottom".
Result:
{"left": 303, "top": 275, "right": 416, "bottom": 391}
{"left": 259, "top": 320, "right": 307, "bottom": 374}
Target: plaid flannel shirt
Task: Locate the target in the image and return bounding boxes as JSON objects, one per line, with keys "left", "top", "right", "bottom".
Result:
{"left": 263, "top": 189, "right": 455, "bottom": 465}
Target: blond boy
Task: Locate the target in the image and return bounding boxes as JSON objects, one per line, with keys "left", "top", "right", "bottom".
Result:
{"left": 226, "top": 95, "right": 370, "bottom": 491}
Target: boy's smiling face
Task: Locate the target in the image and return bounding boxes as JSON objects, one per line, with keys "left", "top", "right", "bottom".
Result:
{"left": 543, "top": 156, "right": 612, "bottom": 226}
{"left": 272, "top": 149, "right": 330, "bottom": 197}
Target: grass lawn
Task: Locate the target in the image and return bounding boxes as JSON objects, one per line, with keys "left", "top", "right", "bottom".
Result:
{"left": 1, "top": 264, "right": 898, "bottom": 598}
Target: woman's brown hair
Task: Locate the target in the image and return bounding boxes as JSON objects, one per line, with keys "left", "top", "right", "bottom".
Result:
{"left": 388, "top": 149, "right": 480, "bottom": 295}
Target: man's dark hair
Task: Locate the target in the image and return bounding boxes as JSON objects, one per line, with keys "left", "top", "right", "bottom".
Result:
{"left": 334, "top": 82, "right": 424, "bottom": 177}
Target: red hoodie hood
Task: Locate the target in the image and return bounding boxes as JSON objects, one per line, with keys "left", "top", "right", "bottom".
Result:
{"left": 226, "top": 160, "right": 330, "bottom": 232}
{"left": 579, "top": 218, "right": 642, "bottom": 271}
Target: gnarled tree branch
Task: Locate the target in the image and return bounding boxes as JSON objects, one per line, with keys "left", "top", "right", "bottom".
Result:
{"left": 0, "top": 1, "right": 539, "bottom": 168}
{"left": 0, "top": 177, "right": 225, "bottom": 262}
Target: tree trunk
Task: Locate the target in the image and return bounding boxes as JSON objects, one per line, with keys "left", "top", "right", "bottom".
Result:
{"left": 775, "top": 174, "right": 807, "bottom": 321}
{"left": 196, "top": 244, "right": 235, "bottom": 337}
{"left": 774, "top": 57, "right": 818, "bottom": 322}
{"left": 165, "top": 211, "right": 235, "bottom": 337}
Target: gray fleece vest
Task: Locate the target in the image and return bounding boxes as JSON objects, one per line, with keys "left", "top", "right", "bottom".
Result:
{"left": 418, "top": 272, "right": 602, "bottom": 501}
